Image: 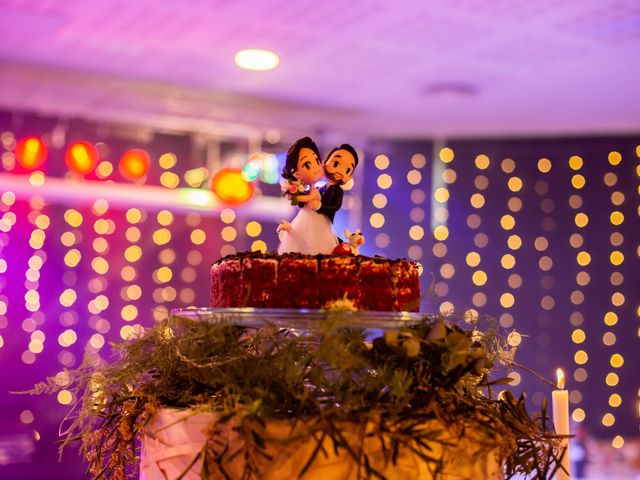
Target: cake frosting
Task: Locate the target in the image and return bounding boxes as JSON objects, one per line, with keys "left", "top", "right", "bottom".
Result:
{"left": 211, "top": 252, "right": 420, "bottom": 312}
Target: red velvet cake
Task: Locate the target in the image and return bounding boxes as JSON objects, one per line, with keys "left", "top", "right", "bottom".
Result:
{"left": 211, "top": 252, "right": 420, "bottom": 312}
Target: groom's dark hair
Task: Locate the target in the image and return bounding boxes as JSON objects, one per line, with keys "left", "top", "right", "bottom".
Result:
{"left": 325, "top": 144, "right": 359, "bottom": 167}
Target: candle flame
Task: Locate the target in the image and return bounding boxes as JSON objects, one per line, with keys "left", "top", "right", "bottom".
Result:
{"left": 556, "top": 368, "right": 565, "bottom": 390}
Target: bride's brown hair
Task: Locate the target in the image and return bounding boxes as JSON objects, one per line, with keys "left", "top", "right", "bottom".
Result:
{"left": 281, "top": 137, "right": 321, "bottom": 181}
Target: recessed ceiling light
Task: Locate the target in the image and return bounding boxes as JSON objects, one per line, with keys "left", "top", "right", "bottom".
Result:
{"left": 234, "top": 49, "right": 280, "bottom": 71}
{"left": 423, "top": 81, "right": 478, "bottom": 96}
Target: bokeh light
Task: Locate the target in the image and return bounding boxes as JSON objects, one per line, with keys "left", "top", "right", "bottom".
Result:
{"left": 210, "top": 168, "right": 255, "bottom": 205}
{"left": 65, "top": 141, "right": 99, "bottom": 175}
{"left": 15, "top": 136, "right": 47, "bottom": 170}
{"left": 119, "top": 149, "right": 150, "bottom": 180}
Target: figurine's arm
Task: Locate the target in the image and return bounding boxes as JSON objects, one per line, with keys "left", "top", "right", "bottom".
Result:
{"left": 296, "top": 188, "right": 320, "bottom": 204}
{"left": 277, "top": 220, "right": 292, "bottom": 234}
{"left": 317, "top": 186, "right": 343, "bottom": 217}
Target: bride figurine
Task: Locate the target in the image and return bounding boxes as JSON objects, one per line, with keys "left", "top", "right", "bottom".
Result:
{"left": 277, "top": 137, "right": 339, "bottom": 255}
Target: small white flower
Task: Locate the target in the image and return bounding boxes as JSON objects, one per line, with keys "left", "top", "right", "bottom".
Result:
{"left": 507, "top": 330, "right": 522, "bottom": 347}
{"left": 464, "top": 309, "right": 479, "bottom": 325}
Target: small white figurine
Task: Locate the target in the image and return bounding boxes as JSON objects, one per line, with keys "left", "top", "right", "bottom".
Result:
{"left": 332, "top": 228, "right": 365, "bottom": 255}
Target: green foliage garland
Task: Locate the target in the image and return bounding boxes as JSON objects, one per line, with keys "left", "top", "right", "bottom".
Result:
{"left": 29, "top": 312, "right": 564, "bottom": 479}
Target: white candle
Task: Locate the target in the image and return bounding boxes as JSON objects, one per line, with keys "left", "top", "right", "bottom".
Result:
{"left": 552, "top": 368, "right": 570, "bottom": 479}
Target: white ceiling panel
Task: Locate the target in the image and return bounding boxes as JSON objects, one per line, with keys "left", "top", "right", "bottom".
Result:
{"left": 0, "top": 0, "right": 638, "bottom": 138}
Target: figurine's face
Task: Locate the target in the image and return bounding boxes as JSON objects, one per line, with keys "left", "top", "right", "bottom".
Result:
{"left": 294, "top": 147, "right": 323, "bottom": 184}
{"left": 324, "top": 149, "right": 356, "bottom": 185}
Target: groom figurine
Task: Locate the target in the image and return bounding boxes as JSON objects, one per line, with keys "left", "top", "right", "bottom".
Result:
{"left": 318, "top": 144, "right": 359, "bottom": 223}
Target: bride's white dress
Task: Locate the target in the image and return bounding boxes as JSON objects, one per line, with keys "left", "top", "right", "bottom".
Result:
{"left": 278, "top": 204, "right": 338, "bottom": 255}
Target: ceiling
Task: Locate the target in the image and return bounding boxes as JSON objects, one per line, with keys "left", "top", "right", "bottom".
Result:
{"left": 0, "top": 0, "right": 639, "bottom": 140}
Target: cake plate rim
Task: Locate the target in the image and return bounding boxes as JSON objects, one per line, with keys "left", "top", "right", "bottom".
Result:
{"left": 170, "top": 307, "right": 427, "bottom": 330}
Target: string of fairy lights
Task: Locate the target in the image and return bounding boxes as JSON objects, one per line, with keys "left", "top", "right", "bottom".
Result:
{"left": 499, "top": 157, "right": 523, "bottom": 387}
{"left": 21, "top": 195, "right": 49, "bottom": 434}
{"left": 370, "top": 154, "right": 391, "bottom": 243}
{"left": 24, "top": 197, "right": 47, "bottom": 365}
{"left": 600, "top": 152, "right": 626, "bottom": 449}
{"left": 432, "top": 148, "right": 454, "bottom": 313}
{"left": 59, "top": 208, "right": 80, "bottom": 372}
{"left": 425, "top": 145, "right": 639, "bottom": 449}
{"left": 469, "top": 155, "right": 491, "bottom": 317}
{"left": 122, "top": 207, "right": 143, "bottom": 332}
{"left": 406, "top": 155, "right": 427, "bottom": 263}
{"left": 568, "top": 155, "right": 588, "bottom": 428}
{"left": 498, "top": 158, "right": 520, "bottom": 328}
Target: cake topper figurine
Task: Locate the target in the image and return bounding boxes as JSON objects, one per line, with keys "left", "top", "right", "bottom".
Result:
{"left": 332, "top": 228, "right": 365, "bottom": 255}
{"left": 277, "top": 137, "right": 339, "bottom": 255}
{"left": 317, "top": 144, "right": 359, "bottom": 224}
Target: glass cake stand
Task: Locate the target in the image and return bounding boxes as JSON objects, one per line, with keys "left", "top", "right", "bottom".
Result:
{"left": 170, "top": 307, "right": 427, "bottom": 332}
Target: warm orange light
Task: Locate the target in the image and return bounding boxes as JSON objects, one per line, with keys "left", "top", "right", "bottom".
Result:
{"left": 556, "top": 368, "right": 565, "bottom": 390}
{"left": 15, "top": 136, "right": 48, "bottom": 170}
{"left": 65, "top": 141, "right": 98, "bottom": 174}
{"left": 119, "top": 149, "right": 150, "bottom": 180}
{"left": 210, "top": 168, "right": 255, "bottom": 206}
